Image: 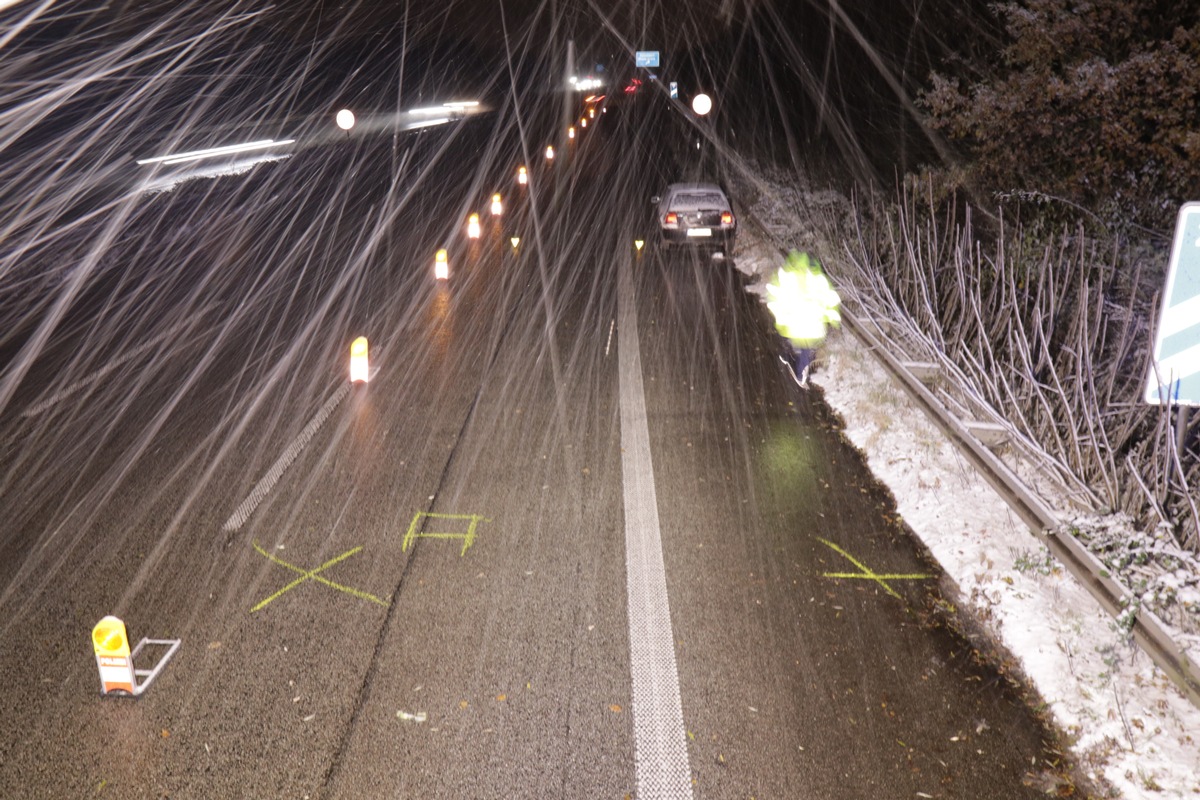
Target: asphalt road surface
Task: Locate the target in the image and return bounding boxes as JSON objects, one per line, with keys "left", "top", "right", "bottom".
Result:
{"left": 0, "top": 99, "right": 1073, "bottom": 799}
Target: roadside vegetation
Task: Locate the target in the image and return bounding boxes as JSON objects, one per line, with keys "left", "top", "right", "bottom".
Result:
{"left": 760, "top": 1, "right": 1200, "bottom": 627}
{"left": 909, "top": 1, "right": 1200, "bottom": 551}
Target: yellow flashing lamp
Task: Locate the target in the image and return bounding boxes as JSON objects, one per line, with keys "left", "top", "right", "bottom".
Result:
{"left": 93, "top": 616, "right": 135, "bottom": 695}
{"left": 350, "top": 336, "right": 369, "bottom": 383}
{"left": 435, "top": 248, "right": 449, "bottom": 280}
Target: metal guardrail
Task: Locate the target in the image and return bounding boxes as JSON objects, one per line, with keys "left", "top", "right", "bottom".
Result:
{"left": 842, "top": 309, "right": 1200, "bottom": 709}
{"left": 746, "top": 214, "right": 1200, "bottom": 708}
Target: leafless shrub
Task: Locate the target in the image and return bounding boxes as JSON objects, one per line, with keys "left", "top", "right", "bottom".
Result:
{"left": 831, "top": 180, "right": 1198, "bottom": 554}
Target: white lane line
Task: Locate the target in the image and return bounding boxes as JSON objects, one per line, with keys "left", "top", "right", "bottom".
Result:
{"left": 222, "top": 382, "right": 350, "bottom": 532}
{"left": 617, "top": 256, "right": 694, "bottom": 799}
{"left": 21, "top": 311, "right": 210, "bottom": 418}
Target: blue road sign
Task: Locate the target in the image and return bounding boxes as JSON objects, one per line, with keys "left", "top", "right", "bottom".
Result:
{"left": 669, "top": 81, "right": 678, "bottom": 99}
{"left": 635, "top": 51, "right": 660, "bottom": 68}
{"left": 1145, "top": 202, "right": 1200, "bottom": 406}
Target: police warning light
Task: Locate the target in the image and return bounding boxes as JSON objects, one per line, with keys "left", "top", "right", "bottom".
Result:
{"left": 93, "top": 616, "right": 134, "bottom": 695}
{"left": 350, "top": 336, "right": 369, "bottom": 383}
{"left": 92, "top": 616, "right": 180, "bottom": 698}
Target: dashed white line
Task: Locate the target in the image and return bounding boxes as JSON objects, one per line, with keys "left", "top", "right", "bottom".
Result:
{"left": 222, "top": 382, "right": 350, "bottom": 532}
{"left": 21, "top": 313, "right": 207, "bottom": 418}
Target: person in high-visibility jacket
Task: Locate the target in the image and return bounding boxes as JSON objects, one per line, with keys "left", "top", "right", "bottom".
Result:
{"left": 765, "top": 251, "right": 841, "bottom": 387}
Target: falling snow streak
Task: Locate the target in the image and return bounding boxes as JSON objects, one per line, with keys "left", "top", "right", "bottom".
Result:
{"left": 0, "top": 0, "right": 1131, "bottom": 797}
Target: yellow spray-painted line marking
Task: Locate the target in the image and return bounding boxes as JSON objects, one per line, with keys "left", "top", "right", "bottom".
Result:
{"left": 816, "top": 537, "right": 931, "bottom": 600}
{"left": 402, "top": 512, "right": 490, "bottom": 556}
{"left": 251, "top": 542, "right": 387, "bottom": 612}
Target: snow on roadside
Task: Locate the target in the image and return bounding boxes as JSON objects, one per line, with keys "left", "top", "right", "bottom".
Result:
{"left": 733, "top": 213, "right": 1200, "bottom": 799}
{"left": 816, "top": 325, "right": 1200, "bottom": 799}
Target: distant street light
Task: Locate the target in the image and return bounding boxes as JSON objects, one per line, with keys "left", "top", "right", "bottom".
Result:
{"left": 336, "top": 109, "right": 356, "bottom": 130}
{"left": 691, "top": 94, "right": 713, "bottom": 116}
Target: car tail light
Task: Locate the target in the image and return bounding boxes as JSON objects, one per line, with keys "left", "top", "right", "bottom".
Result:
{"left": 664, "top": 212, "right": 678, "bottom": 225}
{"left": 721, "top": 211, "right": 734, "bottom": 225}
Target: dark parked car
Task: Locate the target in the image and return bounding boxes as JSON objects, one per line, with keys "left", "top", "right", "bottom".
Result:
{"left": 652, "top": 182, "right": 737, "bottom": 256}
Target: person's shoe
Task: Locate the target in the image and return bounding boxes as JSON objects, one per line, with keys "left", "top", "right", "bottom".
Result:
{"left": 780, "top": 355, "right": 804, "bottom": 387}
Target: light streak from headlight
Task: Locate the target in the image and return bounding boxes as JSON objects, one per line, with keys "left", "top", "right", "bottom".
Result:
{"left": 136, "top": 139, "right": 295, "bottom": 166}
{"left": 402, "top": 117, "right": 450, "bottom": 131}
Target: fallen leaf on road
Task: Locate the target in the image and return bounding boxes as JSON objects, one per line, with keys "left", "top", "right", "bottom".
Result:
{"left": 609, "top": 704, "right": 622, "bottom": 713}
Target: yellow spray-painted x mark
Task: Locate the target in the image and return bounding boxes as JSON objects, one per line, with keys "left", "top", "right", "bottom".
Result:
{"left": 816, "top": 537, "right": 931, "bottom": 600}
{"left": 251, "top": 542, "right": 387, "bottom": 612}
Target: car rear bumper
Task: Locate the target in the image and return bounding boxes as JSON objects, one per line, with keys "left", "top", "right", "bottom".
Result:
{"left": 660, "top": 227, "right": 736, "bottom": 247}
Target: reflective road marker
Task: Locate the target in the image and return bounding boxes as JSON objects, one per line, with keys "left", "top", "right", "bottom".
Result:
{"left": 617, "top": 256, "right": 693, "bottom": 799}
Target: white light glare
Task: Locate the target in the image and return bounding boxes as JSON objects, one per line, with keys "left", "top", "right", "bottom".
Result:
{"left": 403, "top": 118, "right": 451, "bottom": 131}
{"left": 136, "top": 139, "right": 296, "bottom": 167}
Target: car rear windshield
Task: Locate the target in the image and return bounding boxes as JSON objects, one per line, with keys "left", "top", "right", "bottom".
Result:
{"left": 672, "top": 192, "right": 727, "bottom": 208}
